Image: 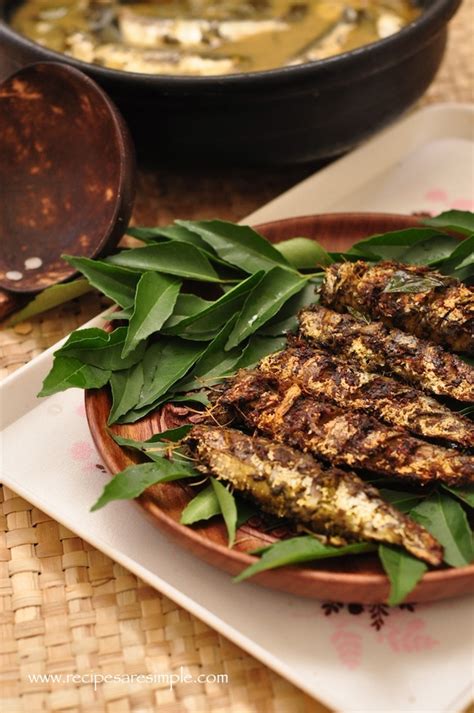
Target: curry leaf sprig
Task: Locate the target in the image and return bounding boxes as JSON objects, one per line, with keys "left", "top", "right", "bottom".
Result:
{"left": 39, "top": 219, "right": 325, "bottom": 422}
{"left": 37, "top": 211, "right": 474, "bottom": 604}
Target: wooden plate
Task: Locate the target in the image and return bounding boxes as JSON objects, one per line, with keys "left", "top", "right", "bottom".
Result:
{"left": 85, "top": 213, "right": 474, "bottom": 604}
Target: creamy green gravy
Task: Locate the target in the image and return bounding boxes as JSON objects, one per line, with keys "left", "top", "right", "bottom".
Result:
{"left": 11, "top": 0, "right": 420, "bottom": 75}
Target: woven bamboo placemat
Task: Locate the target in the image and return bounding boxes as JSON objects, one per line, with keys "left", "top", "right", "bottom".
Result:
{"left": 1, "top": 3, "right": 473, "bottom": 709}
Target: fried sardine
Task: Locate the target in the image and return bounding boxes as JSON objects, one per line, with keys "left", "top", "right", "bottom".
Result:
{"left": 220, "top": 372, "right": 474, "bottom": 485}
{"left": 185, "top": 424, "right": 443, "bottom": 565}
{"left": 320, "top": 260, "right": 474, "bottom": 355}
{"left": 258, "top": 344, "right": 474, "bottom": 448}
{"left": 299, "top": 305, "right": 474, "bottom": 402}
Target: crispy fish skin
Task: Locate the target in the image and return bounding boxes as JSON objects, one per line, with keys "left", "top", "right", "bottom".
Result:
{"left": 258, "top": 344, "right": 474, "bottom": 448}
{"left": 320, "top": 260, "right": 474, "bottom": 355}
{"left": 186, "top": 424, "right": 443, "bottom": 566}
{"left": 222, "top": 375, "right": 474, "bottom": 485}
{"left": 299, "top": 305, "right": 474, "bottom": 402}
{"left": 221, "top": 372, "right": 474, "bottom": 485}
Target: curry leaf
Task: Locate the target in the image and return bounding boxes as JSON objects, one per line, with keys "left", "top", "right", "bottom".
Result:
{"left": 235, "top": 335, "right": 287, "bottom": 370}
{"left": 181, "top": 486, "right": 258, "bottom": 528}
{"left": 176, "top": 316, "right": 242, "bottom": 391}
{"left": 125, "top": 226, "right": 166, "bottom": 243}
{"left": 114, "top": 394, "right": 175, "bottom": 425}
{"left": 275, "top": 237, "right": 333, "bottom": 269}
{"left": 122, "top": 272, "right": 181, "bottom": 357}
{"left": 226, "top": 268, "right": 307, "bottom": 349}
{"left": 106, "top": 242, "right": 221, "bottom": 282}
{"left": 108, "top": 362, "right": 144, "bottom": 425}
{"left": 146, "top": 224, "right": 239, "bottom": 268}
{"left": 441, "top": 484, "right": 474, "bottom": 509}
{"left": 59, "top": 326, "right": 146, "bottom": 370}
{"left": 437, "top": 235, "right": 474, "bottom": 276}
{"left": 105, "top": 308, "right": 133, "bottom": 321}
{"left": 90, "top": 458, "right": 196, "bottom": 511}
{"left": 258, "top": 281, "right": 318, "bottom": 336}
{"left": 38, "top": 355, "right": 111, "bottom": 397}
{"left": 128, "top": 224, "right": 241, "bottom": 272}
{"left": 411, "top": 492, "right": 474, "bottom": 567}
{"left": 5, "top": 279, "right": 93, "bottom": 327}
{"left": 115, "top": 391, "right": 208, "bottom": 424}
{"left": 346, "top": 306, "right": 371, "bottom": 323}
{"left": 163, "top": 294, "right": 213, "bottom": 329}
{"left": 136, "top": 338, "right": 205, "bottom": 409}
{"left": 234, "top": 537, "right": 374, "bottom": 582}
{"left": 349, "top": 229, "right": 443, "bottom": 261}
{"left": 128, "top": 224, "right": 209, "bottom": 251}
{"left": 382, "top": 270, "right": 446, "bottom": 294}
{"left": 180, "top": 484, "right": 219, "bottom": 525}
{"left": 170, "top": 391, "right": 210, "bottom": 407}
{"left": 211, "top": 477, "right": 238, "bottom": 547}
{"left": 441, "top": 234, "right": 474, "bottom": 265}
{"left": 111, "top": 425, "right": 193, "bottom": 462}
{"left": 163, "top": 271, "right": 263, "bottom": 340}
{"left": 112, "top": 425, "right": 191, "bottom": 446}
{"left": 177, "top": 220, "right": 290, "bottom": 273}
{"left": 423, "top": 210, "right": 474, "bottom": 235}
{"left": 378, "top": 489, "right": 424, "bottom": 514}
{"left": 379, "top": 545, "right": 427, "bottom": 606}
{"left": 451, "top": 263, "right": 474, "bottom": 283}
{"left": 113, "top": 388, "right": 204, "bottom": 426}
{"left": 180, "top": 485, "right": 257, "bottom": 529}
{"left": 64, "top": 256, "right": 139, "bottom": 308}
{"left": 400, "top": 234, "right": 460, "bottom": 265}
{"left": 60, "top": 327, "right": 111, "bottom": 347}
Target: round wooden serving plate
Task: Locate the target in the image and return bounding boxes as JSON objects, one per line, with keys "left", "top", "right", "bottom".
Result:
{"left": 85, "top": 213, "right": 474, "bottom": 604}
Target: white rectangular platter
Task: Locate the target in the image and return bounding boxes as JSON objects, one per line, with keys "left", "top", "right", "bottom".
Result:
{"left": 1, "top": 103, "right": 473, "bottom": 713}
{"left": 247, "top": 103, "right": 474, "bottom": 223}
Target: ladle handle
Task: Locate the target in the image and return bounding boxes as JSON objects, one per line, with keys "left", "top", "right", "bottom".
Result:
{"left": 0, "top": 289, "right": 25, "bottom": 322}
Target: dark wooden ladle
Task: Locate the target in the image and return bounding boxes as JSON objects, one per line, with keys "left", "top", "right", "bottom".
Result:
{"left": 0, "top": 62, "right": 135, "bottom": 320}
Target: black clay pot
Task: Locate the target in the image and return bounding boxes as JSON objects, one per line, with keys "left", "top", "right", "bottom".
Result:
{"left": 0, "top": 0, "right": 462, "bottom": 165}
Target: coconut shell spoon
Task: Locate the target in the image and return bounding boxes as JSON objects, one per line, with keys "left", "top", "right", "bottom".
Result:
{"left": 0, "top": 62, "right": 135, "bottom": 320}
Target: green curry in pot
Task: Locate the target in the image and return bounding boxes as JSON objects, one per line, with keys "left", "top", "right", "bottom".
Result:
{"left": 11, "top": 0, "right": 421, "bottom": 75}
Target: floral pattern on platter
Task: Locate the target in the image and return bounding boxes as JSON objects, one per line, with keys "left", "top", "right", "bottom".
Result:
{"left": 424, "top": 188, "right": 474, "bottom": 213}
{"left": 70, "top": 439, "right": 107, "bottom": 475}
{"left": 322, "top": 602, "right": 439, "bottom": 668}
{"left": 322, "top": 601, "right": 415, "bottom": 629}
{"left": 71, "top": 402, "right": 108, "bottom": 474}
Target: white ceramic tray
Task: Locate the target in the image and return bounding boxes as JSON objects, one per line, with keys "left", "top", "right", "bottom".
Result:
{"left": 247, "top": 103, "right": 474, "bottom": 223}
{"left": 2, "top": 103, "right": 473, "bottom": 713}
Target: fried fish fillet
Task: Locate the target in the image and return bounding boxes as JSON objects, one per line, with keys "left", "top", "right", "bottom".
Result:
{"left": 299, "top": 305, "right": 474, "bottom": 402}
{"left": 185, "top": 424, "right": 443, "bottom": 565}
{"left": 258, "top": 344, "right": 474, "bottom": 448}
{"left": 220, "top": 372, "right": 474, "bottom": 485}
{"left": 320, "top": 260, "right": 474, "bottom": 355}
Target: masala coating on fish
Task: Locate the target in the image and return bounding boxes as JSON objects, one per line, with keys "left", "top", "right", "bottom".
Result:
{"left": 220, "top": 372, "right": 474, "bottom": 485}
{"left": 320, "top": 260, "right": 474, "bottom": 355}
{"left": 299, "top": 305, "right": 474, "bottom": 403}
{"left": 185, "top": 424, "right": 443, "bottom": 566}
{"left": 258, "top": 344, "right": 474, "bottom": 448}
